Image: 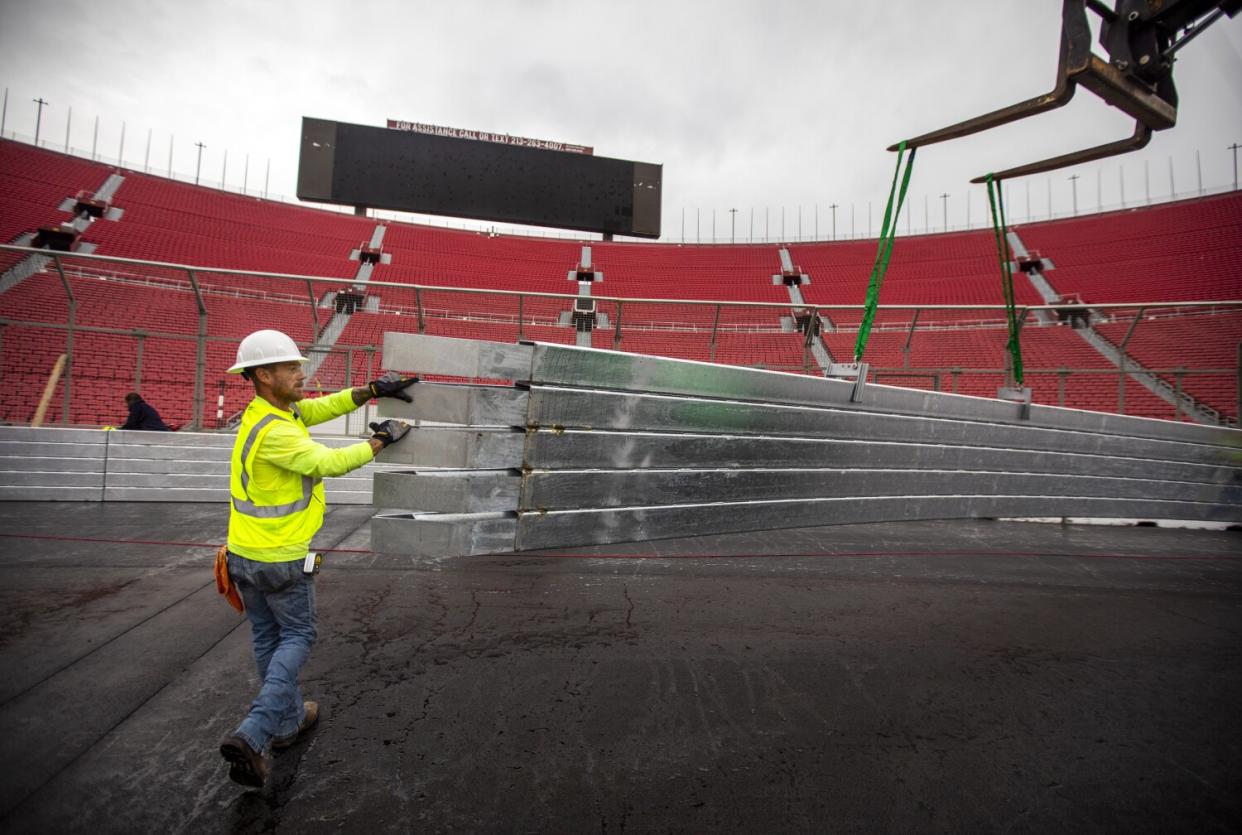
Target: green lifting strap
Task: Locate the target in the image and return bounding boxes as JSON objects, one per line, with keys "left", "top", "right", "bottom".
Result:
{"left": 984, "top": 174, "right": 1025, "bottom": 386}
{"left": 855, "top": 141, "right": 917, "bottom": 362}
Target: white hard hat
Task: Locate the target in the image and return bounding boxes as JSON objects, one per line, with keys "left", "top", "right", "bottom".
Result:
{"left": 227, "top": 329, "right": 309, "bottom": 374}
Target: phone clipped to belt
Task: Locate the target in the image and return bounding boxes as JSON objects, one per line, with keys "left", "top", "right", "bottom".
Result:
{"left": 303, "top": 552, "right": 323, "bottom": 576}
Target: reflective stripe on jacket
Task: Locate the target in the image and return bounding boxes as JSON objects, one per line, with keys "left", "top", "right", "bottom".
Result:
{"left": 227, "top": 389, "right": 373, "bottom": 562}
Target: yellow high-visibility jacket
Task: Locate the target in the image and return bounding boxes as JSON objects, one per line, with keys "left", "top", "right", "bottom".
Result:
{"left": 228, "top": 389, "right": 373, "bottom": 562}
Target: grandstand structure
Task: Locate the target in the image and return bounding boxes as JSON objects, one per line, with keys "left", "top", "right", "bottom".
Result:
{"left": 1, "top": 137, "right": 1239, "bottom": 431}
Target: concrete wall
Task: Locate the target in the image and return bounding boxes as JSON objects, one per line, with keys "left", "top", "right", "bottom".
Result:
{"left": 0, "top": 426, "right": 400, "bottom": 503}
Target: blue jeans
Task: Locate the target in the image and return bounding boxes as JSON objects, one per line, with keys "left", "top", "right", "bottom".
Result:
{"left": 227, "top": 553, "right": 316, "bottom": 753}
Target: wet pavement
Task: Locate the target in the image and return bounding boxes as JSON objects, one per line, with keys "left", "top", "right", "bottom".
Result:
{"left": 0, "top": 501, "right": 1239, "bottom": 833}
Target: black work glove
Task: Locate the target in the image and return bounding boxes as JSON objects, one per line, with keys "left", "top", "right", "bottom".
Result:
{"left": 368, "top": 371, "right": 419, "bottom": 403}
{"left": 369, "top": 420, "right": 411, "bottom": 449}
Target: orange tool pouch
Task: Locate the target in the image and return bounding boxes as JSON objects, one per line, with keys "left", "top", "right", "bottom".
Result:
{"left": 214, "top": 545, "right": 245, "bottom": 613}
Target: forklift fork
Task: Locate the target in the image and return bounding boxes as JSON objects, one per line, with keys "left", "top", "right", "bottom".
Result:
{"left": 890, "top": 0, "right": 1238, "bottom": 181}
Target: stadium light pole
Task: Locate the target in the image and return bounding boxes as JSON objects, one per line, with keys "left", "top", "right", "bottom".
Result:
{"left": 1068, "top": 174, "right": 1079, "bottom": 215}
{"left": 32, "top": 97, "right": 48, "bottom": 146}
{"left": 829, "top": 203, "right": 838, "bottom": 240}
{"left": 729, "top": 208, "right": 737, "bottom": 243}
{"left": 939, "top": 193, "right": 949, "bottom": 232}
{"left": 194, "top": 142, "right": 206, "bottom": 185}
{"left": 1229, "top": 142, "right": 1241, "bottom": 190}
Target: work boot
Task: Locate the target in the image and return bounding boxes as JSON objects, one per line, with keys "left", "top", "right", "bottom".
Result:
{"left": 219, "top": 735, "right": 269, "bottom": 788}
{"left": 272, "top": 701, "right": 320, "bottom": 749}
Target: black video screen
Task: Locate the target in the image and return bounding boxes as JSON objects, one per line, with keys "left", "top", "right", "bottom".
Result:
{"left": 297, "top": 118, "right": 661, "bottom": 238}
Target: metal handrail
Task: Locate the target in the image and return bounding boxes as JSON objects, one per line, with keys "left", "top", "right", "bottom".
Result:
{"left": 2, "top": 244, "right": 1239, "bottom": 312}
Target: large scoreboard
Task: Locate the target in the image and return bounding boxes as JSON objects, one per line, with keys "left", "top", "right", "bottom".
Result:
{"left": 296, "top": 117, "right": 662, "bottom": 238}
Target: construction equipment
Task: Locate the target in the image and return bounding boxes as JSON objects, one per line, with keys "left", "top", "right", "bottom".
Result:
{"left": 891, "top": 0, "right": 1241, "bottom": 181}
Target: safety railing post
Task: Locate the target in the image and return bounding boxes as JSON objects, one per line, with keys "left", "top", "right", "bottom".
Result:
{"left": 709, "top": 304, "right": 721, "bottom": 363}
{"left": 1115, "top": 307, "right": 1146, "bottom": 418}
{"left": 415, "top": 288, "right": 425, "bottom": 333}
{"left": 804, "top": 306, "right": 821, "bottom": 374}
{"left": 613, "top": 301, "right": 623, "bottom": 351}
{"left": 1058, "top": 368, "right": 1068, "bottom": 407}
{"left": 903, "top": 310, "right": 921, "bottom": 369}
{"left": 517, "top": 294, "right": 524, "bottom": 342}
{"left": 134, "top": 331, "right": 145, "bottom": 389}
{"left": 1237, "top": 342, "right": 1241, "bottom": 424}
{"left": 1174, "top": 369, "right": 1185, "bottom": 421}
{"left": 1118, "top": 354, "right": 1127, "bottom": 415}
{"left": 306, "top": 279, "right": 320, "bottom": 335}
{"left": 363, "top": 347, "right": 376, "bottom": 431}
{"left": 185, "top": 269, "right": 208, "bottom": 431}
{"left": 344, "top": 350, "right": 354, "bottom": 435}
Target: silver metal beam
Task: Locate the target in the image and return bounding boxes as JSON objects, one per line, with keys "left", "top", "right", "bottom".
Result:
{"left": 379, "top": 383, "right": 1234, "bottom": 466}
{"left": 516, "top": 430, "right": 1235, "bottom": 484}
{"left": 374, "top": 470, "right": 520, "bottom": 513}
{"left": 382, "top": 334, "right": 1239, "bottom": 446}
{"left": 371, "top": 334, "right": 1242, "bottom": 558}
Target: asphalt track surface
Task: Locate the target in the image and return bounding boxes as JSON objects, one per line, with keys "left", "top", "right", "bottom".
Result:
{"left": 0, "top": 501, "right": 1239, "bottom": 834}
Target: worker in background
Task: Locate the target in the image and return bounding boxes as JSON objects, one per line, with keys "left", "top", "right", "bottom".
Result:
{"left": 120, "top": 392, "right": 171, "bottom": 431}
{"left": 216, "top": 328, "right": 417, "bottom": 788}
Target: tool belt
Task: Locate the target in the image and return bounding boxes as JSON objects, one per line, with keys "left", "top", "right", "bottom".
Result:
{"left": 214, "top": 545, "right": 244, "bottom": 613}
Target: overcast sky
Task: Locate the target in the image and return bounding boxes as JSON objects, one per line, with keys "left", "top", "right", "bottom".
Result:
{"left": 1, "top": 0, "right": 1240, "bottom": 241}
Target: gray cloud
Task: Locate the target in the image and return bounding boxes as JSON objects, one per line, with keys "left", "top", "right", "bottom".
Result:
{"left": 1, "top": 0, "right": 1238, "bottom": 238}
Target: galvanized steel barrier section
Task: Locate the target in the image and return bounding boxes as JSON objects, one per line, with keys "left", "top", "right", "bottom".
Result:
{"left": 0, "top": 426, "right": 402, "bottom": 503}
{"left": 370, "top": 334, "right": 1242, "bottom": 557}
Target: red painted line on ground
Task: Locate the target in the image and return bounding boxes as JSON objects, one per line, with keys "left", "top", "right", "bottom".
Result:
{"left": 0, "top": 532, "right": 1235, "bottom": 561}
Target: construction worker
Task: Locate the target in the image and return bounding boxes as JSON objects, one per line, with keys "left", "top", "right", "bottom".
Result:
{"left": 217, "top": 329, "right": 416, "bottom": 788}
{"left": 120, "top": 392, "right": 171, "bottom": 431}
